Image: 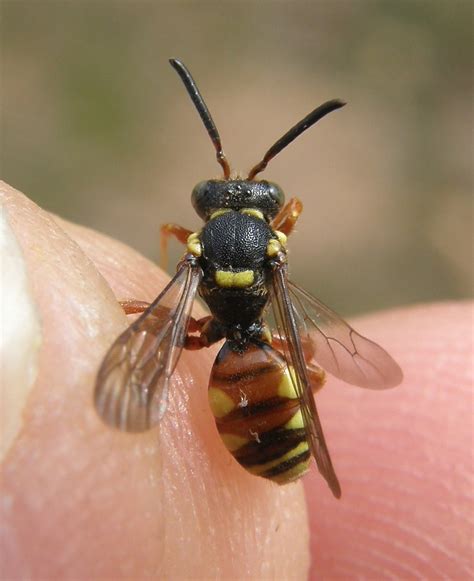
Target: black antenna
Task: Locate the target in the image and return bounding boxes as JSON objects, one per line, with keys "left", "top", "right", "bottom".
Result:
{"left": 248, "top": 99, "right": 346, "bottom": 180}
{"left": 169, "top": 59, "right": 231, "bottom": 179}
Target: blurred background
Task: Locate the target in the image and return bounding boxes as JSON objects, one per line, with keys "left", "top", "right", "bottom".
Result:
{"left": 2, "top": 1, "right": 472, "bottom": 315}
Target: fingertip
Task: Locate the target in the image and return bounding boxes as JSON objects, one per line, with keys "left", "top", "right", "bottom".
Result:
{"left": 1, "top": 183, "right": 135, "bottom": 577}
{"left": 305, "top": 302, "right": 473, "bottom": 579}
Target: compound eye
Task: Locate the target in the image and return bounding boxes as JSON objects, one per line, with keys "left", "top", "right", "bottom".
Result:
{"left": 267, "top": 182, "right": 285, "bottom": 208}
{"left": 191, "top": 181, "right": 212, "bottom": 220}
{"left": 191, "top": 180, "right": 208, "bottom": 205}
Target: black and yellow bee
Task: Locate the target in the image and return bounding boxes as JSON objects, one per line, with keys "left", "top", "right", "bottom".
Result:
{"left": 95, "top": 59, "right": 403, "bottom": 498}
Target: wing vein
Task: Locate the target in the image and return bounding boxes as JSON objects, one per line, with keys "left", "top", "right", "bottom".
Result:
{"left": 94, "top": 258, "right": 202, "bottom": 432}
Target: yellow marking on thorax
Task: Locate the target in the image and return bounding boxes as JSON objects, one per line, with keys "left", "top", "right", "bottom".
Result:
{"left": 240, "top": 208, "right": 264, "bottom": 220}
{"left": 210, "top": 208, "right": 266, "bottom": 221}
{"left": 277, "top": 366, "right": 298, "bottom": 399}
{"left": 208, "top": 387, "right": 235, "bottom": 418}
{"left": 266, "top": 229, "right": 288, "bottom": 258}
{"left": 266, "top": 239, "right": 281, "bottom": 257}
{"left": 215, "top": 270, "right": 254, "bottom": 288}
{"left": 275, "top": 230, "right": 287, "bottom": 247}
{"left": 209, "top": 208, "right": 232, "bottom": 220}
{"left": 186, "top": 231, "right": 202, "bottom": 257}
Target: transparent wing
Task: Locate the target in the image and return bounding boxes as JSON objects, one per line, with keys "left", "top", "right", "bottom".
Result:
{"left": 271, "top": 264, "right": 341, "bottom": 498}
{"left": 95, "top": 258, "right": 202, "bottom": 432}
{"left": 288, "top": 281, "right": 403, "bottom": 389}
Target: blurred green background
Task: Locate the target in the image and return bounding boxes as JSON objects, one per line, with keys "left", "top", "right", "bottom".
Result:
{"left": 2, "top": 1, "right": 472, "bottom": 316}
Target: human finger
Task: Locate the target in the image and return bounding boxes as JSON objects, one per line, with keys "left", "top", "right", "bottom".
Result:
{"left": 0, "top": 182, "right": 310, "bottom": 579}
{"left": 304, "top": 302, "right": 473, "bottom": 579}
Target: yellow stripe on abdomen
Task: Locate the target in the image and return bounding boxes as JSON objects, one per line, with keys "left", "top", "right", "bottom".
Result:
{"left": 208, "top": 340, "right": 312, "bottom": 485}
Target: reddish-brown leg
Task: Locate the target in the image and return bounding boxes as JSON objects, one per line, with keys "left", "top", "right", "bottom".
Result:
{"left": 160, "top": 223, "right": 193, "bottom": 270}
{"left": 119, "top": 300, "right": 151, "bottom": 315}
{"left": 271, "top": 333, "right": 316, "bottom": 361}
{"left": 120, "top": 224, "right": 192, "bottom": 315}
{"left": 271, "top": 197, "right": 303, "bottom": 236}
{"left": 307, "top": 362, "right": 326, "bottom": 393}
{"left": 185, "top": 316, "right": 227, "bottom": 351}
{"left": 119, "top": 305, "right": 218, "bottom": 352}
{"left": 185, "top": 316, "right": 214, "bottom": 350}
{"left": 271, "top": 334, "right": 325, "bottom": 393}
{"left": 187, "top": 316, "right": 212, "bottom": 334}
{"left": 185, "top": 336, "right": 210, "bottom": 350}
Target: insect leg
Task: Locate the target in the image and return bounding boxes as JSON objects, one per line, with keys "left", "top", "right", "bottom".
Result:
{"left": 119, "top": 299, "right": 151, "bottom": 315}
{"left": 185, "top": 316, "right": 225, "bottom": 350}
{"left": 271, "top": 334, "right": 325, "bottom": 393}
{"left": 307, "top": 362, "right": 326, "bottom": 394}
{"left": 270, "top": 197, "right": 303, "bottom": 236}
{"left": 160, "top": 223, "right": 193, "bottom": 270}
{"left": 271, "top": 332, "right": 315, "bottom": 361}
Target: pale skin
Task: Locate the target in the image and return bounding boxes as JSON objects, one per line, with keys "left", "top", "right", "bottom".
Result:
{"left": 1, "top": 182, "right": 472, "bottom": 579}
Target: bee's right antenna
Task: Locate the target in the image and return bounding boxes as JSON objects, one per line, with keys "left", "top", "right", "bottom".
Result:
{"left": 170, "top": 59, "right": 231, "bottom": 179}
{"left": 248, "top": 99, "right": 346, "bottom": 180}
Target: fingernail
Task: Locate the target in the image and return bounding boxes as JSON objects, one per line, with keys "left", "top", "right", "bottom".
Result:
{"left": 0, "top": 205, "right": 42, "bottom": 461}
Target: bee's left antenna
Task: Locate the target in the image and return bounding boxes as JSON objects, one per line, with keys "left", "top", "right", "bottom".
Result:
{"left": 248, "top": 99, "right": 346, "bottom": 180}
{"left": 170, "top": 59, "right": 231, "bottom": 179}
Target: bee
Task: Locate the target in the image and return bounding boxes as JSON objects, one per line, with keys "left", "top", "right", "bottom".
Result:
{"left": 95, "top": 59, "right": 403, "bottom": 498}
